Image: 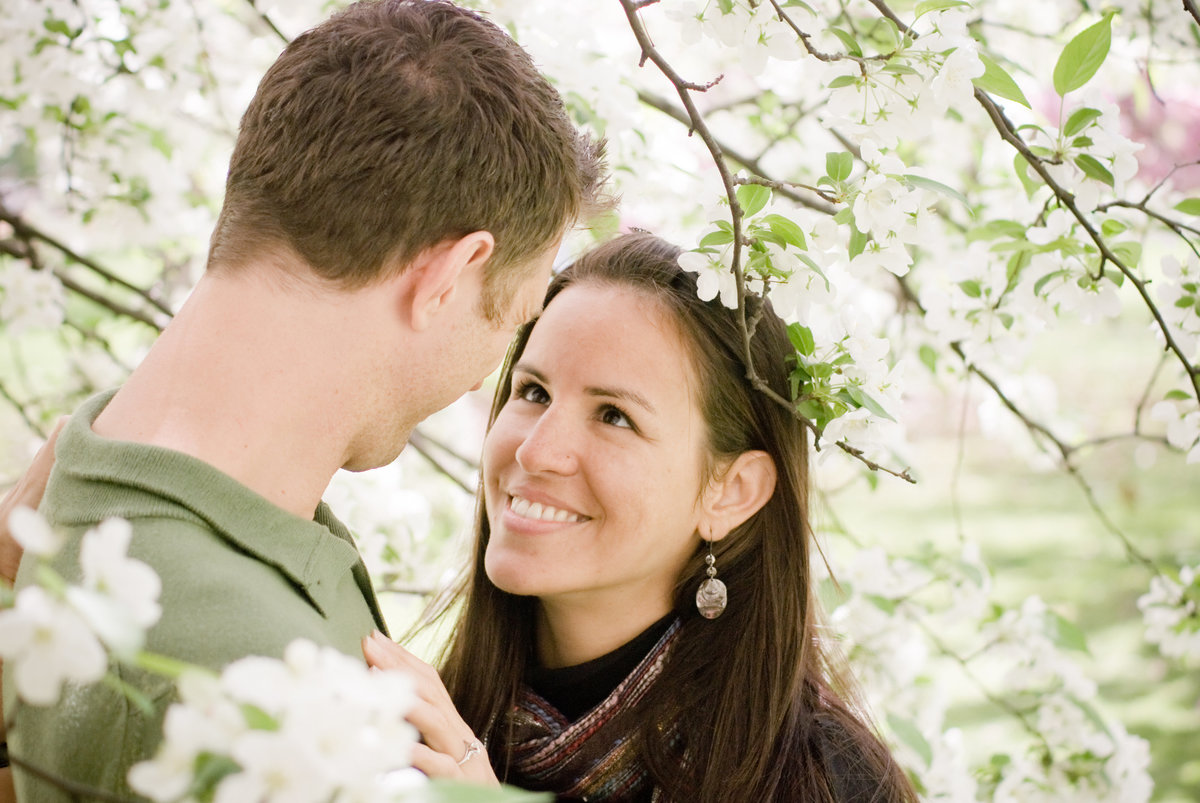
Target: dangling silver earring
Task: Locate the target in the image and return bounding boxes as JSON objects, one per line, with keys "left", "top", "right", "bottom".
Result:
{"left": 695, "top": 540, "right": 727, "bottom": 619}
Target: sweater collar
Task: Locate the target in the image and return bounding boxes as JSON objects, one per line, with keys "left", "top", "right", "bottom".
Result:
{"left": 46, "top": 389, "right": 382, "bottom": 625}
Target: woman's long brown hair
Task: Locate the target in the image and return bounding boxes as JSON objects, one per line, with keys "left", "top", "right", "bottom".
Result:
{"left": 424, "top": 233, "right": 917, "bottom": 802}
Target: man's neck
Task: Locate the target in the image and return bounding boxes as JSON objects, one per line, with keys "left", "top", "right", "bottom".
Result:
{"left": 94, "top": 267, "right": 404, "bottom": 519}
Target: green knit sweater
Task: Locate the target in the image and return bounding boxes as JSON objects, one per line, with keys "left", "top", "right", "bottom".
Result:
{"left": 5, "top": 390, "right": 388, "bottom": 801}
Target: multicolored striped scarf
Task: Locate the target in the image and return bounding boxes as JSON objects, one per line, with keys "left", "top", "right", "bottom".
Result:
{"left": 502, "top": 618, "right": 682, "bottom": 802}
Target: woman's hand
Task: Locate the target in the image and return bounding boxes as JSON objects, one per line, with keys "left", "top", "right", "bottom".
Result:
{"left": 362, "top": 631, "right": 500, "bottom": 787}
{"left": 1, "top": 417, "right": 67, "bottom": 585}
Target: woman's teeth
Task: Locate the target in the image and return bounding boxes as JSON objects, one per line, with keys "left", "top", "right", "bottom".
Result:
{"left": 509, "top": 495, "right": 583, "bottom": 523}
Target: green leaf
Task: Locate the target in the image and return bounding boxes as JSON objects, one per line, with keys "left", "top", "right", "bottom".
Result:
{"left": 1053, "top": 14, "right": 1113, "bottom": 96}
{"left": 887, "top": 714, "right": 933, "bottom": 767}
{"left": 1074, "top": 154, "right": 1114, "bottom": 187}
{"left": 736, "top": 183, "right": 772, "bottom": 217}
{"left": 827, "top": 27, "right": 863, "bottom": 57}
{"left": 968, "top": 219, "right": 1028, "bottom": 242}
{"left": 1174, "top": 198, "right": 1200, "bottom": 216}
{"left": 241, "top": 703, "right": 280, "bottom": 731}
{"left": 1048, "top": 611, "right": 1090, "bottom": 653}
{"left": 426, "top": 781, "right": 553, "bottom": 803}
{"left": 763, "top": 213, "right": 807, "bottom": 250}
{"left": 1063, "top": 106, "right": 1103, "bottom": 137}
{"left": 827, "top": 74, "right": 860, "bottom": 89}
{"left": 1165, "top": 389, "right": 1192, "bottom": 401}
{"left": 1175, "top": 296, "right": 1195, "bottom": 309}
{"left": 1013, "top": 154, "right": 1041, "bottom": 198}
{"left": 919, "top": 344, "right": 938, "bottom": 373}
{"left": 788, "top": 323, "right": 816, "bottom": 357}
{"left": 847, "top": 225, "right": 869, "bottom": 260}
{"left": 1111, "top": 241, "right": 1142, "bottom": 267}
{"left": 699, "top": 229, "right": 734, "bottom": 248}
{"left": 973, "top": 53, "right": 1031, "bottom": 109}
{"left": 904, "top": 174, "right": 970, "bottom": 210}
{"left": 190, "top": 753, "right": 242, "bottom": 800}
{"left": 717, "top": 0, "right": 734, "bottom": 13}
{"left": 1032, "top": 271, "right": 1070, "bottom": 296}
{"left": 847, "top": 386, "right": 896, "bottom": 421}
{"left": 1100, "top": 219, "right": 1127, "bottom": 237}
{"left": 915, "top": 0, "right": 971, "bottom": 18}
{"left": 958, "top": 279, "right": 983, "bottom": 298}
{"left": 826, "top": 151, "right": 854, "bottom": 182}
{"left": 865, "top": 594, "right": 897, "bottom": 614}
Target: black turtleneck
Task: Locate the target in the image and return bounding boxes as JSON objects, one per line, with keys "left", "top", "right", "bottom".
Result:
{"left": 526, "top": 611, "right": 677, "bottom": 722}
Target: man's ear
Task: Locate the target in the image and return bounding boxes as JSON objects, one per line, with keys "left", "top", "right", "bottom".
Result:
{"left": 407, "top": 231, "right": 495, "bottom": 331}
{"left": 699, "top": 451, "right": 777, "bottom": 542}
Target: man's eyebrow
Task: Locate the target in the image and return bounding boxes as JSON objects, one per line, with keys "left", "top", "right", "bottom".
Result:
{"left": 510, "top": 363, "right": 656, "bottom": 415}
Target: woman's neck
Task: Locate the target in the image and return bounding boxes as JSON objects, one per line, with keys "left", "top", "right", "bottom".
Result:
{"left": 535, "top": 592, "right": 673, "bottom": 668}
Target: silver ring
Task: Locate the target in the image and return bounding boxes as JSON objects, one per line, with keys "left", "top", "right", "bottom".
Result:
{"left": 457, "top": 738, "right": 483, "bottom": 766}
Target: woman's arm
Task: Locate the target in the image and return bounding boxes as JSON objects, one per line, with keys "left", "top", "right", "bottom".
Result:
{"left": 362, "top": 631, "right": 500, "bottom": 787}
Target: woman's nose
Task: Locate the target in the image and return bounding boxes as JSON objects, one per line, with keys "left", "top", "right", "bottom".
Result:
{"left": 514, "top": 407, "right": 578, "bottom": 476}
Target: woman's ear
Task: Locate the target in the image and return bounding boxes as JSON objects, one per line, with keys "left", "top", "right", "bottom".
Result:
{"left": 406, "top": 231, "right": 495, "bottom": 331}
{"left": 699, "top": 450, "right": 777, "bottom": 541}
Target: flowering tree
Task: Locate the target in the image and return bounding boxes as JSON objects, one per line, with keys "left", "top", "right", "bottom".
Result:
{"left": 1, "top": 0, "right": 1198, "bottom": 800}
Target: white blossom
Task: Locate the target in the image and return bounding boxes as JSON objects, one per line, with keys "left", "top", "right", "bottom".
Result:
{"left": 0, "top": 586, "right": 108, "bottom": 705}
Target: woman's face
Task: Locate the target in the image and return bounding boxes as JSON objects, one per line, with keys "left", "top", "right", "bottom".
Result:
{"left": 482, "top": 282, "right": 713, "bottom": 615}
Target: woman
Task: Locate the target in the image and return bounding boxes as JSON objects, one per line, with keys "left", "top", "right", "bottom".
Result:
{"left": 367, "top": 233, "right": 917, "bottom": 802}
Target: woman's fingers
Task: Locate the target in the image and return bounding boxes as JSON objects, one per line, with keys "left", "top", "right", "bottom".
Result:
{"left": 362, "top": 633, "right": 499, "bottom": 786}
{"left": 407, "top": 743, "right": 464, "bottom": 780}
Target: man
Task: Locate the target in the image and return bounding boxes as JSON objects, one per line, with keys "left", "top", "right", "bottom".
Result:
{"left": 3, "top": 0, "right": 607, "bottom": 798}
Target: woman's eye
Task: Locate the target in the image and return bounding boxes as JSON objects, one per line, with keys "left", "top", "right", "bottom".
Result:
{"left": 599, "top": 405, "right": 633, "bottom": 429}
{"left": 513, "top": 380, "right": 549, "bottom": 405}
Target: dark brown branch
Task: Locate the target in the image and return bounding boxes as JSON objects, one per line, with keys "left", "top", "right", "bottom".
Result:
{"left": 52, "top": 270, "right": 164, "bottom": 331}
{"left": 1184, "top": 0, "right": 1200, "bottom": 28}
{"left": 865, "top": 0, "right": 914, "bottom": 35}
{"left": 0, "top": 205, "right": 173, "bottom": 318}
{"left": 768, "top": 0, "right": 877, "bottom": 63}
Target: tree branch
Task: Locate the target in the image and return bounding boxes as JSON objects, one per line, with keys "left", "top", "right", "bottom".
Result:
{"left": 636, "top": 92, "right": 838, "bottom": 214}
{"left": 621, "top": 0, "right": 914, "bottom": 483}
{"left": 0, "top": 204, "right": 173, "bottom": 319}
{"left": 973, "top": 88, "right": 1200, "bottom": 401}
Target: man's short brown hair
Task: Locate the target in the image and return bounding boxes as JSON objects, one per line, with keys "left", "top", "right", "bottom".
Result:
{"left": 208, "top": 0, "right": 608, "bottom": 308}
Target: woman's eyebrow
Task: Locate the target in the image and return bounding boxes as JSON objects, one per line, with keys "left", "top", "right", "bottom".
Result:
{"left": 512, "top": 363, "right": 656, "bottom": 415}
{"left": 586, "top": 385, "right": 655, "bottom": 415}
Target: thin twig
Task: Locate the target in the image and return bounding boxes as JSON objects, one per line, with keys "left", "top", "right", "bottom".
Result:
{"left": 406, "top": 433, "right": 475, "bottom": 495}
{"left": 0, "top": 205, "right": 173, "bottom": 318}
{"left": 636, "top": 91, "right": 837, "bottom": 214}
{"left": 0, "top": 381, "right": 47, "bottom": 439}
{"left": 244, "top": 0, "right": 289, "bottom": 44}
{"left": 52, "top": 270, "right": 165, "bottom": 331}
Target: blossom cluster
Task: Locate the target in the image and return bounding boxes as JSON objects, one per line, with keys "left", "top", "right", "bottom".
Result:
{"left": 825, "top": 544, "right": 1154, "bottom": 802}
{"left": 1137, "top": 565, "right": 1200, "bottom": 663}
{"left": 130, "top": 641, "right": 422, "bottom": 803}
{"left": 0, "top": 508, "right": 160, "bottom": 704}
